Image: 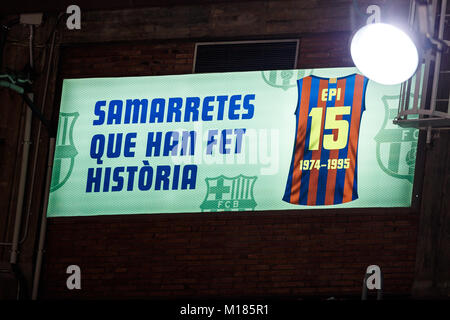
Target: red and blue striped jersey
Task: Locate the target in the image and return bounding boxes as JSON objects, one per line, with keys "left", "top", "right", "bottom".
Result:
{"left": 283, "top": 74, "right": 369, "bottom": 206}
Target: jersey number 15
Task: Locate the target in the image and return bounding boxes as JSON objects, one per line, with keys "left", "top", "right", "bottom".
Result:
{"left": 308, "top": 106, "right": 351, "bottom": 150}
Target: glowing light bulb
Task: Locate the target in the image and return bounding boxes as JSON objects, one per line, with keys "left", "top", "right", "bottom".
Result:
{"left": 351, "top": 23, "right": 419, "bottom": 85}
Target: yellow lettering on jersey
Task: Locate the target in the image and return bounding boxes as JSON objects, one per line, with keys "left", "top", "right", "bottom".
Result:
{"left": 321, "top": 88, "right": 342, "bottom": 101}
{"left": 321, "top": 89, "right": 328, "bottom": 101}
{"left": 329, "top": 88, "right": 336, "bottom": 100}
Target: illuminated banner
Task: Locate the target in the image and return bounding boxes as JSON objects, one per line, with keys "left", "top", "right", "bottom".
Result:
{"left": 47, "top": 67, "right": 419, "bottom": 217}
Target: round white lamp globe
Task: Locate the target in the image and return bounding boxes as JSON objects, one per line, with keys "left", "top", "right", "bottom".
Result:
{"left": 350, "top": 23, "right": 419, "bottom": 85}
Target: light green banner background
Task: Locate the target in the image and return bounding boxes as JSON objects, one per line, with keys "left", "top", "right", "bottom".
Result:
{"left": 47, "top": 67, "right": 419, "bottom": 217}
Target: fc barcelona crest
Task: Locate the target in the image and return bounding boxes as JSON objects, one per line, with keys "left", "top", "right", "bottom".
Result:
{"left": 50, "top": 112, "right": 79, "bottom": 192}
{"left": 261, "top": 69, "right": 314, "bottom": 91}
{"left": 200, "top": 175, "right": 257, "bottom": 212}
{"left": 375, "top": 95, "right": 419, "bottom": 184}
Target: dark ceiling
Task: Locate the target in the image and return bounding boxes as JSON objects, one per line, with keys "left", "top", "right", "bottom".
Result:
{"left": 1, "top": 0, "right": 262, "bottom": 15}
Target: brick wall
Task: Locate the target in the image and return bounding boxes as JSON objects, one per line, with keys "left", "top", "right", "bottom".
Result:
{"left": 38, "top": 34, "right": 419, "bottom": 299}
{"left": 56, "top": 42, "right": 195, "bottom": 79}
{"left": 41, "top": 209, "right": 417, "bottom": 299}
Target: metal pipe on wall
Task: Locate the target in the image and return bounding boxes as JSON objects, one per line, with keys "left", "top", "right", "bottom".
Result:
{"left": 31, "top": 137, "right": 55, "bottom": 300}
{"left": 0, "top": 21, "right": 56, "bottom": 251}
{"left": 8, "top": 25, "right": 34, "bottom": 300}
{"left": 31, "top": 21, "right": 59, "bottom": 300}
{"left": 10, "top": 24, "right": 34, "bottom": 265}
{"left": 20, "top": 24, "right": 58, "bottom": 248}
{"left": 0, "top": 80, "right": 25, "bottom": 94}
{"left": 429, "top": 0, "right": 447, "bottom": 113}
{"left": 9, "top": 94, "right": 33, "bottom": 265}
